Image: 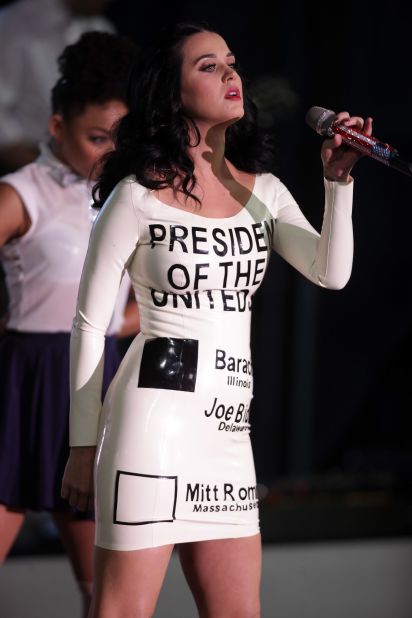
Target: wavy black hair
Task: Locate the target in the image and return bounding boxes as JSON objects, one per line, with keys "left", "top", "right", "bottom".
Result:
{"left": 93, "top": 22, "right": 275, "bottom": 208}
{"left": 51, "top": 31, "right": 139, "bottom": 120}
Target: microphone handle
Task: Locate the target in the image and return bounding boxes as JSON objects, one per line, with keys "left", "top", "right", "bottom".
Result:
{"left": 330, "top": 122, "right": 412, "bottom": 178}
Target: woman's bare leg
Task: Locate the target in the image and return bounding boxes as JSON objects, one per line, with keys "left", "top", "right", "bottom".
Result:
{"left": 178, "top": 534, "right": 262, "bottom": 618}
{"left": 89, "top": 544, "right": 174, "bottom": 618}
{"left": 0, "top": 505, "right": 25, "bottom": 561}
{"left": 53, "top": 512, "right": 95, "bottom": 618}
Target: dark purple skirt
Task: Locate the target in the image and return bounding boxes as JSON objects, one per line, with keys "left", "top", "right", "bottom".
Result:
{"left": 0, "top": 330, "right": 122, "bottom": 512}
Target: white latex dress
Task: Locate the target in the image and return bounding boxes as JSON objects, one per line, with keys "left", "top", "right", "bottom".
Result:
{"left": 70, "top": 173, "right": 353, "bottom": 550}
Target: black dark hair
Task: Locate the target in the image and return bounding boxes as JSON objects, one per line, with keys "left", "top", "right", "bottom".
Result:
{"left": 51, "top": 31, "right": 139, "bottom": 120}
{"left": 93, "top": 22, "right": 276, "bottom": 208}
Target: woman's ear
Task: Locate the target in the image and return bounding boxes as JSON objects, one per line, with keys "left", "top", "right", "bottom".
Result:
{"left": 48, "top": 114, "right": 65, "bottom": 141}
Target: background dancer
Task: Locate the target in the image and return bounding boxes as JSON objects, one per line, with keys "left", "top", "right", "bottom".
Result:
{"left": 0, "top": 31, "right": 139, "bottom": 617}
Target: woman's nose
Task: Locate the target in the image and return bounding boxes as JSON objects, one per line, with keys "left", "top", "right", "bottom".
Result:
{"left": 223, "top": 68, "right": 235, "bottom": 82}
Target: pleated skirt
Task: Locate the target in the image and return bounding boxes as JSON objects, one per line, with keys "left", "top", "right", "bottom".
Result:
{"left": 0, "top": 330, "right": 121, "bottom": 512}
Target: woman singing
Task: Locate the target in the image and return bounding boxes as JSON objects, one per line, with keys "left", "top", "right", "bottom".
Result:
{"left": 62, "top": 22, "right": 372, "bottom": 617}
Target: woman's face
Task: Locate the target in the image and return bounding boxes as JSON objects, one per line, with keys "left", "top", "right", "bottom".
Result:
{"left": 179, "top": 31, "right": 244, "bottom": 128}
{"left": 49, "top": 99, "right": 127, "bottom": 179}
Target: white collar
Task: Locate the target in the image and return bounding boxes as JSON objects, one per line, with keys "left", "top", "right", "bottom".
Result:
{"left": 38, "top": 141, "right": 87, "bottom": 188}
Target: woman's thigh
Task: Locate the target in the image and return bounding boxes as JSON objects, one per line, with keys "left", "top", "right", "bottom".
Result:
{"left": 0, "top": 505, "right": 25, "bottom": 561}
{"left": 91, "top": 544, "right": 174, "bottom": 618}
{"left": 52, "top": 512, "right": 94, "bottom": 583}
{"left": 178, "top": 533, "right": 262, "bottom": 618}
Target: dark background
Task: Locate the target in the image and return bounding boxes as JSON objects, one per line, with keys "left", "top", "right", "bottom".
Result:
{"left": 3, "top": 0, "right": 412, "bottom": 542}
{"left": 105, "top": 0, "right": 412, "bottom": 539}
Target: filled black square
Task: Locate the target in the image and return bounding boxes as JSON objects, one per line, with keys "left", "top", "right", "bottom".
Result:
{"left": 138, "top": 337, "right": 198, "bottom": 391}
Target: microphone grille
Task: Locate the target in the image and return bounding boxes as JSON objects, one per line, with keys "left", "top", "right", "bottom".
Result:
{"left": 305, "top": 106, "right": 336, "bottom": 136}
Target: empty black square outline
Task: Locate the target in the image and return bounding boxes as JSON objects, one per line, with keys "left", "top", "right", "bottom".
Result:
{"left": 113, "top": 470, "right": 178, "bottom": 526}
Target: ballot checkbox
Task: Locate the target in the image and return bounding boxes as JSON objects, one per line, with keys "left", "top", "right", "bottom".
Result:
{"left": 113, "top": 471, "right": 178, "bottom": 525}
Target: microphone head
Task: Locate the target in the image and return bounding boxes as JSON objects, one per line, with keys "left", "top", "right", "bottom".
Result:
{"left": 305, "top": 106, "right": 336, "bottom": 136}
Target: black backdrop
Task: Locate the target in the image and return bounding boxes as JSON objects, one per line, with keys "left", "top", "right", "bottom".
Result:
{"left": 105, "top": 0, "right": 412, "bottom": 487}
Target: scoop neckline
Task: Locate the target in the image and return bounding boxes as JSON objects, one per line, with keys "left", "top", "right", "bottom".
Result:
{"left": 146, "top": 175, "right": 259, "bottom": 221}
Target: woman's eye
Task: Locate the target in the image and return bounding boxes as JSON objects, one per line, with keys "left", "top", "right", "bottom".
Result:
{"left": 89, "top": 136, "right": 108, "bottom": 145}
{"left": 200, "top": 63, "right": 216, "bottom": 72}
{"left": 228, "top": 62, "right": 237, "bottom": 70}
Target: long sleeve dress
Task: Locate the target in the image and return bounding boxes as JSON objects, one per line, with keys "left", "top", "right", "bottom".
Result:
{"left": 69, "top": 172, "right": 353, "bottom": 549}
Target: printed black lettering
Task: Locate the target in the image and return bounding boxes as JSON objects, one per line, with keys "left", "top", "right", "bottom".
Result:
{"left": 227, "top": 356, "right": 235, "bottom": 371}
{"left": 193, "top": 263, "right": 209, "bottom": 289}
{"left": 218, "top": 261, "right": 233, "bottom": 287}
{"left": 263, "top": 218, "right": 275, "bottom": 246}
{"left": 225, "top": 406, "right": 234, "bottom": 421}
{"left": 215, "top": 350, "right": 226, "bottom": 370}
{"left": 192, "top": 227, "right": 208, "bottom": 254}
{"left": 237, "top": 289, "right": 248, "bottom": 312}
{"left": 149, "top": 224, "right": 166, "bottom": 248}
{"left": 247, "top": 486, "right": 257, "bottom": 500}
{"left": 151, "top": 289, "right": 168, "bottom": 307}
{"left": 234, "top": 260, "right": 251, "bottom": 287}
{"left": 169, "top": 225, "right": 188, "bottom": 252}
{"left": 222, "top": 290, "right": 236, "bottom": 311}
{"left": 228, "top": 228, "right": 235, "bottom": 256}
{"left": 239, "top": 487, "right": 248, "bottom": 500}
{"left": 212, "top": 228, "right": 228, "bottom": 256}
{"left": 252, "top": 258, "right": 266, "bottom": 285}
{"left": 167, "top": 264, "right": 190, "bottom": 290}
{"left": 235, "top": 404, "right": 245, "bottom": 422}
{"left": 234, "top": 227, "right": 253, "bottom": 255}
{"left": 252, "top": 222, "right": 269, "bottom": 252}
{"left": 204, "top": 397, "right": 217, "bottom": 417}
{"left": 224, "top": 483, "right": 235, "bottom": 501}
{"left": 172, "top": 292, "right": 192, "bottom": 308}
{"left": 186, "top": 484, "right": 200, "bottom": 501}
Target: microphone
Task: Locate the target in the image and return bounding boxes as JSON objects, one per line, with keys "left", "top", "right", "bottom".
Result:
{"left": 305, "top": 106, "right": 412, "bottom": 179}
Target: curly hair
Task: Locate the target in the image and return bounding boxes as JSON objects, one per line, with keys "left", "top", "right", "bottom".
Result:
{"left": 51, "top": 31, "right": 139, "bottom": 120}
{"left": 93, "top": 23, "right": 276, "bottom": 208}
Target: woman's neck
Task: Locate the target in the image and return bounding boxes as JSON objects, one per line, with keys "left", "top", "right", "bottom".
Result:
{"left": 48, "top": 138, "right": 67, "bottom": 167}
{"left": 187, "top": 122, "right": 234, "bottom": 184}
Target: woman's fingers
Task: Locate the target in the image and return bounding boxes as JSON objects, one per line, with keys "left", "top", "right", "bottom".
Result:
{"left": 342, "top": 115, "right": 364, "bottom": 129}
{"left": 61, "top": 482, "right": 93, "bottom": 511}
{"left": 363, "top": 116, "right": 373, "bottom": 136}
{"left": 339, "top": 113, "right": 374, "bottom": 135}
{"left": 321, "top": 110, "right": 375, "bottom": 180}
{"left": 75, "top": 490, "right": 91, "bottom": 512}
{"left": 334, "top": 111, "right": 350, "bottom": 124}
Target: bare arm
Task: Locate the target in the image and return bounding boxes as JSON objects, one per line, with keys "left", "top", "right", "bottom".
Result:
{"left": 0, "top": 182, "right": 31, "bottom": 247}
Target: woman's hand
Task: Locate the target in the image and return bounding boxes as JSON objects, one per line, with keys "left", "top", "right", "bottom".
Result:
{"left": 61, "top": 446, "right": 96, "bottom": 511}
{"left": 321, "top": 112, "right": 373, "bottom": 182}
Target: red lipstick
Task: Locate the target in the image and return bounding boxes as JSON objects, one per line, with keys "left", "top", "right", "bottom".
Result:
{"left": 224, "top": 87, "right": 241, "bottom": 100}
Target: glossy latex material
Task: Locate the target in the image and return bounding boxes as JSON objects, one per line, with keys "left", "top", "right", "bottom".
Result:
{"left": 70, "top": 173, "right": 353, "bottom": 549}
